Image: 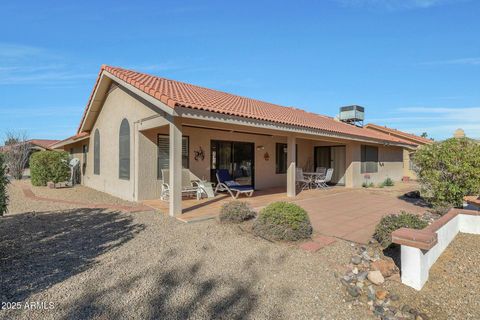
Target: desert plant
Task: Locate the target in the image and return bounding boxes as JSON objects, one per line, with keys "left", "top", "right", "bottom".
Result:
{"left": 218, "top": 201, "right": 256, "bottom": 223}
{"left": 2, "top": 131, "right": 31, "bottom": 180}
{"left": 30, "top": 151, "right": 70, "bottom": 186}
{"left": 0, "top": 153, "right": 9, "bottom": 216}
{"left": 413, "top": 138, "right": 480, "bottom": 209}
{"left": 383, "top": 177, "right": 395, "bottom": 187}
{"left": 373, "top": 212, "right": 428, "bottom": 248}
{"left": 362, "top": 182, "right": 375, "bottom": 188}
{"left": 253, "top": 202, "right": 312, "bottom": 241}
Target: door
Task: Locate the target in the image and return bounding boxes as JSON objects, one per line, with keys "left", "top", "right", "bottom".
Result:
{"left": 314, "top": 146, "right": 346, "bottom": 185}
{"left": 211, "top": 140, "right": 255, "bottom": 187}
{"left": 331, "top": 146, "right": 346, "bottom": 185}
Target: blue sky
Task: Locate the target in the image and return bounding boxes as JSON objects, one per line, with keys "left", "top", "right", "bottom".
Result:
{"left": 0, "top": 0, "right": 478, "bottom": 141}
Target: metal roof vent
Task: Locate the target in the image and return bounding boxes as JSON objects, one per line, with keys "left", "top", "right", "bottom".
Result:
{"left": 339, "top": 105, "right": 365, "bottom": 127}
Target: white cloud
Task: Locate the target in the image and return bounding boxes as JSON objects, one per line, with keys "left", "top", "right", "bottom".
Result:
{"left": 369, "top": 106, "right": 480, "bottom": 139}
{"left": 0, "top": 44, "right": 95, "bottom": 85}
{"left": 334, "top": 0, "right": 465, "bottom": 10}
{"left": 421, "top": 57, "right": 480, "bottom": 66}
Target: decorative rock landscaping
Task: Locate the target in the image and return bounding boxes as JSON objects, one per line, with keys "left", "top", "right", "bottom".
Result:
{"left": 339, "top": 240, "right": 430, "bottom": 320}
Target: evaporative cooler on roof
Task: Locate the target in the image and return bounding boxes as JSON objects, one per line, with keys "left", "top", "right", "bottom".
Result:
{"left": 339, "top": 105, "right": 365, "bottom": 127}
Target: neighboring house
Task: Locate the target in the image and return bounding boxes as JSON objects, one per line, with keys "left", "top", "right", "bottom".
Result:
{"left": 52, "top": 65, "right": 416, "bottom": 216}
{"left": 364, "top": 124, "right": 433, "bottom": 180}
{"left": 0, "top": 139, "right": 60, "bottom": 152}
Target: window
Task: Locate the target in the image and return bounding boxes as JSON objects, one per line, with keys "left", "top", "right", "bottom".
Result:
{"left": 275, "top": 143, "right": 298, "bottom": 174}
{"left": 82, "top": 144, "right": 88, "bottom": 176}
{"left": 157, "top": 134, "right": 189, "bottom": 179}
{"left": 361, "top": 145, "right": 378, "bottom": 173}
{"left": 119, "top": 119, "right": 130, "bottom": 180}
{"left": 82, "top": 144, "right": 88, "bottom": 165}
{"left": 94, "top": 129, "right": 100, "bottom": 175}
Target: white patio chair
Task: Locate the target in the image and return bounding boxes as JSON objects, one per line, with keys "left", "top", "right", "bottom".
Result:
{"left": 315, "top": 167, "right": 327, "bottom": 178}
{"left": 160, "top": 169, "right": 203, "bottom": 201}
{"left": 315, "top": 168, "right": 334, "bottom": 188}
{"left": 296, "top": 168, "right": 310, "bottom": 190}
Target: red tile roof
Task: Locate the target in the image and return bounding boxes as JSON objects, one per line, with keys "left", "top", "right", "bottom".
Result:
{"left": 365, "top": 123, "right": 433, "bottom": 146}
{"left": 29, "top": 139, "right": 61, "bottom": 149}
{"left": 50, "top": 132, "right": 90, "bottom": 149}
{"left": 79, "top": 65, "right": 415, "bottom": 146}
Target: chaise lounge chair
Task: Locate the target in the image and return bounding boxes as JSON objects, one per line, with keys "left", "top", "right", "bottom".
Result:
{"left": 214, "top": 169, "right": 254, "bottom": 199}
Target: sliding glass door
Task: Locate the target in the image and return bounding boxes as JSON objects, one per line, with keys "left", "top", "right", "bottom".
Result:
{"left": 211, "top": 140, "right": 254, "bottom": 187}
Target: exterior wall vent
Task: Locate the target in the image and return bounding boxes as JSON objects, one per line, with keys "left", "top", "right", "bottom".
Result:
{"left": 339, "top": 105, "right": 365, "bottom": 127}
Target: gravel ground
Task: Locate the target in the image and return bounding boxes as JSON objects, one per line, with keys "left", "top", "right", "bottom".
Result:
{"left": 1, "top": 182, "right": 374, "bottom": 319}
{"left": 386, "top": 233, "right": 480, "bottom": 320}
{"left": 6, "top": 180, "right": 141, "bottom": 215}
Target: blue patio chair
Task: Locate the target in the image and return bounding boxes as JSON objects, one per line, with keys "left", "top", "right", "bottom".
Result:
{"left": 215, "top": 169, "right": 254, "bottom": 199}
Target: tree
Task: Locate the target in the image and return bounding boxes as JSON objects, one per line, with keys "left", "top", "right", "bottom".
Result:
{"left": 2, "top": 131, "right": 31, "bottom": 180}
{"left": 420, "top": 132, "right": 428, "bottom": 138}
{"left": 0, "top": 153, "right": 9, "bottom": 216}
{"left": 414, "top": 138, "right": 480, "bottom": 210}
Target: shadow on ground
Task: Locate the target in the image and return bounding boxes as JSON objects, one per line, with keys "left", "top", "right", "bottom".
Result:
{"left": 0, "top": 208, "right": 145, "bottom": 302}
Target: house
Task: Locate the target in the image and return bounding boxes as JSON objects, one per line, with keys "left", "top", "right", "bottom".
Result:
{"left": 364, "top": 124, "right": 433, "bottom": 180}
{"left": 52, "top": 65, "right": 417, "bottom": 216}
{"left": 0, "top": 139, "right": 60, "bottom": 152}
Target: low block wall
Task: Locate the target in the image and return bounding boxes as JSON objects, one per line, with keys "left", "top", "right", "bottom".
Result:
{"left": 392, "top": 208, "right": 480, "bottom": 290}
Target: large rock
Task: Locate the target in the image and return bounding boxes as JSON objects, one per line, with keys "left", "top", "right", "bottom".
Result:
{"left": 367, "top": 270, "right": 385, "bottom": 285}
{"left": 371, "top": 258, "right": 398, "bottom": 278}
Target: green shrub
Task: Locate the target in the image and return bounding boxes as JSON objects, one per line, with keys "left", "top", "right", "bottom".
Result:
{"left": 414, "top": 138, "right": 480, "bottom": 209}
{"left": 253, "top": 202, "right": 312, "bottom": 241}
{"left": 218, "top": 201, "right": 256, "bottom": 223}
{"left": 362, "top": 182, "right": 375, "bottom": 188}
{"left": 383, "top": 177, "right": 395, "bottom": 187}
{"left": 373, "top": 212, "right": 428, "bottom": 248}
{"left": 30, "top": 151, "right": 70, "bottom": 186}
{"left": 0, "top": 154, "right": 9, "bottom": 216}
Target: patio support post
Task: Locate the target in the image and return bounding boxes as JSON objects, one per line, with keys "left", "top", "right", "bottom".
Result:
{"left": 169, "top": 116, "right": 183, "bottom": 216}
{"left": 287, "top": 135, "right": 296, "bottom": 197}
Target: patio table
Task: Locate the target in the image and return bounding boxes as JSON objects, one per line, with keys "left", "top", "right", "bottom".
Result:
{"left": 302, "top": 172, "right": 326, "bottom": 189}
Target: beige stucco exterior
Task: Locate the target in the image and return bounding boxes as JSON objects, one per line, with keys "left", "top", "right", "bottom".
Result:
{"left": 59, "top": 81, "right": 411, "bottom": 203}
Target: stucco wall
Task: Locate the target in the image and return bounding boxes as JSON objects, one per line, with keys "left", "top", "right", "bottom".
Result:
{"left": 83, "top": 84, "right": 157, "bottom": 200}
{"left": 346, "top": 142, "right": 404, "bottom": 187}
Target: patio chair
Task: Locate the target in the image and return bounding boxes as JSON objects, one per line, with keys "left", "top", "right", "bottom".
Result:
{"left": 315, "top": 167, "right": 327, "bottom": 177}
{"left": 160, "top": 169, "right": 203, "bottom": 201}
{"left": 315, "top": 168, "right": 334, "bottom": 188}
{"left": 296, "top": 168, "right": 310, "bottom": 190}
{"left": 214, "top": 169, "right": 254, "bottom": 199}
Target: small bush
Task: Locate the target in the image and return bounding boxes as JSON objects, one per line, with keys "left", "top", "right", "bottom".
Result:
{"left": 0, "top": 154, "right": 9, "bottom": 216}
{"left": 218, "top": 201, "right": 256, "bottom": 223}
{"left": 379, "top": 178, "right": 394, "bottom": 188}
{"left": 30, "top": 151, "right": 70, "bottom": 186}
{"left": 362, "top": 182, "right": 375, "bottom": 188}
{"left": 374, "top": 212, "right": 428, "bottom": 248}
{"left": 253, "top": 202, "right": 312, "bottom": 241}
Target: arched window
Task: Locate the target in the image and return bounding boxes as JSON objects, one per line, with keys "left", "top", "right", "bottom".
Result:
{"left": 119, "top": 119, "right": 130, "bottom": 180}
{"left": 94, "top": 129, "right": 100, "bottom": 175}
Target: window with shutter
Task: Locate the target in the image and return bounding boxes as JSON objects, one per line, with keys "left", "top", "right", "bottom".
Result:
{"left": 94, "top": 129, "right": 100, "bottom": 175}
{"left": 157, "top": 134, "right": 189, "bottom": 179}
{"left": 361, "top": 145, "right": 378, "bottom": 173}
{"left": 119, "top": 119, "right": 130, "bottom": 180}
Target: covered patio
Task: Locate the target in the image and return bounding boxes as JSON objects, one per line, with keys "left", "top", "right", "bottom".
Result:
{"left": 144, "top": 183, "right": 425, "bottom": 244}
